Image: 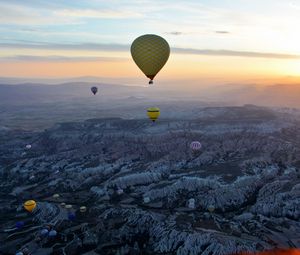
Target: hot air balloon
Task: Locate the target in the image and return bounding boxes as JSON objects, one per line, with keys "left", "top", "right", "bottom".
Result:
{"left": 190, "top": 141, "right": 202, "bottom": 151}
{"left": 60, "top": 202, "right": 66, "bottom": 208}
{"left": 24, "top": 200, "right": 36, "bottom": 213}
{"left": 25, "top": 144, "right": 31, "bottom": 150}
{"left": 147, "top": 107, "right": 160, "bottom": 122}
{"left": 131, "top": 34, "right": 170, "bottom": 84}
{"left": 91, "top": 86, "right": 98, "bottom": 95}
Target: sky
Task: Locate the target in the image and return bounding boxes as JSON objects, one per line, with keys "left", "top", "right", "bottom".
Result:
{"left": 0, "top": 0, "right": 300, "bottom": 85}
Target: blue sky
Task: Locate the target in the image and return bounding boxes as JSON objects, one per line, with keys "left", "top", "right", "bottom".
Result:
{"left": 1, "top": 0, "right": 300, "bottom": 52}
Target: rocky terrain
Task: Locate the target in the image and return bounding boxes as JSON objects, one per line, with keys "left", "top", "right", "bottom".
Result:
{"left": 0, "top": 105, "right": 300, "bottom": 255}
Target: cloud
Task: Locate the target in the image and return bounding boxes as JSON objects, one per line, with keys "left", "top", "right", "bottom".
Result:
{"left": 172, "top": 48, "right": 300, "bottom": 59}
{"left": 1, "top": 42, "right": 300, "bottom": 59}
{"left": 215, "top": 31, "right": 230, "bottom": 34}
{"left": 0, "top": 55, "right": 128, "bottom": 62}
{"left": 54, "top": 9, "right": 143, "bottom": 19}
{"left": 166, "top": 31, "right": 183, "bottom": 36}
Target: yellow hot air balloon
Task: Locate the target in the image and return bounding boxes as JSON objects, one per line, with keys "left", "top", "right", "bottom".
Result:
{"left": 131, "top": 34, "right": 170, "bottom": 84}
{"left": 147, "top": 107, "right": 160, "bottom": 122}
{"left": 24, "top": 200, "right": 36, "bottom": 213}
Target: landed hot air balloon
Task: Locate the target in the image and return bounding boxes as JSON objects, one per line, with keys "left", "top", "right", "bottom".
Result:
{"left": 91, "top": 86, "right": 98, "bottom": 95}
{"left": 131, "top": 34, "right": 170, "bottom": 84}
{"left": 147, "top": 107, "right": 160, "bottom": 122}
{"left": 25, "top": 144, "right": 31, "bottom": 150}
{"left": 40, "top": 228, "right": 49, "bottom": 236}
{"left": 60, "top": 202, "right": 66, "bottom": 208}
{"left": 190, "top": 141, "right": 202, "bottom": 152}
{"left": 24, "top": 200, "right": 36, "bottom": 213}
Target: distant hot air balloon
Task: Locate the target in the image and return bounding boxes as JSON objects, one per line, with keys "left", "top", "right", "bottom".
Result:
{"left": 147, "top": 107, "right": 160, "bottom": 122}
{"left": 25, "top": 144, "right": 31, "bottom": 150}
{"left": 91, "top": 86, "right": 98, "bottom": 95}
{"left": 190, "top": 141, "right": 202, "bottom": 152}
{"left": 60, "top": 202, "right": 66, "bottom": 208}
{"left": 131, "top": 34, "right": 170, "bottom": 84}
{"left": 24, "top": 200, "right": 36, "bottom": 213}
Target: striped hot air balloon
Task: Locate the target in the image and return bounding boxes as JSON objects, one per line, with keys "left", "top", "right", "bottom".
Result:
{"left": 190, "top": 141, "right": 202, "bottom": 151}
{"left": 131, "top": 34, "right": 170, "bottom": 84}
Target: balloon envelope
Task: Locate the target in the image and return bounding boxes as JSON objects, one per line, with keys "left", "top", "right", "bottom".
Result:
{"left": 131, "top": 34, "right": 170, "bottom": 83}
{"left": 25, "top": 144, "right": 31, "bottom": 149}
{"left": 91, "top": 86, "right": 98, "bottom": 95}
{"left": 147, "top": 107, "right": 160, "bottom": 122}
{"left": 24, "top": 200, "right": 36, "bottom": 212}
{"left": 190, "top": 141, "right": 202, "bottom": 151}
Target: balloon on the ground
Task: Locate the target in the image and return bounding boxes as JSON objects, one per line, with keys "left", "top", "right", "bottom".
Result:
{"left": 24, "top": 200, "right": 36, "bottom": 212}
{"left": 190, "top": 141, "right": 202, "bottom": 151}
{"left": 131, "top": 34, "right": 170, "bottom": 84}
{"left": 91, "top": 86, "right": 98, "bottom": 95}
{"left": 147, "top": 107, "right": 160, "bottom": 122}
{"left": 25, "top": 144, "right": 31, "bottom": 149}
{"left": 60, "top": 202, "right": 66, "bottom": 207}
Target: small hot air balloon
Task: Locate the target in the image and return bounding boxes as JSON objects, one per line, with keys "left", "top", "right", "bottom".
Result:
{"left": 16, "top": 221, "right": 25, "bottom": 229}
{"left": 147, "top": 107, "right": 160, "bottom": 122}
{"left": 131, "top": 34, "right": 170, "bottom": 84}
{"left": 24, "top": 200, "right": 36, "bottom": 213}
{"left": 91, "top": 86, "right": 98, "bottom": 95}
{"left": 25, "top": 144, "right": 31, "bottom": 150}
{"left": 190, "top": 141, "right": 202, "bottom": 152}
{"left": 79, "top": 206, "right": 87, "bottom": 213}
{"left": 15, "top": 252, "right": 24, "bottom": 255}
{"left": 60, "top": 202, "right": 66, "bottom": 208}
